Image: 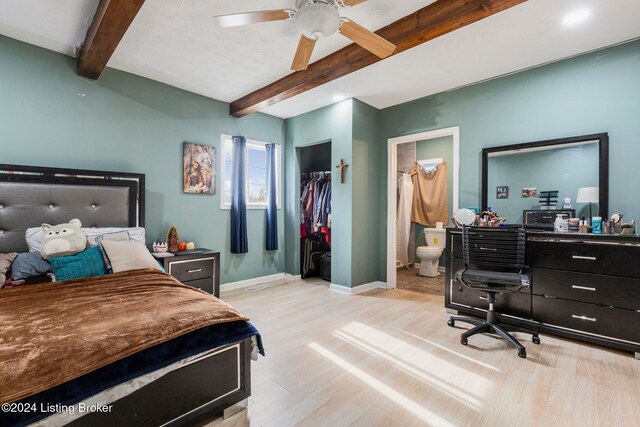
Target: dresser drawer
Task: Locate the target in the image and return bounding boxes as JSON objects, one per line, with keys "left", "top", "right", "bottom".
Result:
{"left": 532, "top": 295, "right": 640, "bottom": 344}
{"left": 168, "top": 257, "right": 215, "bottom": 282}
{"left": 530, "top": 240, "right": 640, "bottom": 277}
{"left": 449, "top": 259, "right": 531, "bottom": 318}
{"left": 533, "top": 268, "right": 640, "bottom": 310}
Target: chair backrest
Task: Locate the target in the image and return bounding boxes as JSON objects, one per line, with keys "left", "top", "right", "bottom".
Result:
{"left": 456, "top": 226, "right": 528, "bottom": 291}
{"left": 462, "top": 226, "right": 526, "bottom": 271}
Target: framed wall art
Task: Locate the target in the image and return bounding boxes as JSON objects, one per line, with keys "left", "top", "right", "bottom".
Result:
{"left": 183, "top": 142, "right": 216, "bottom": 194}
{"left": 496, "top": 186, "right": 509, "bottom": 199}
{"left": 521, "top": 187, "right": 538, "bottom": 198}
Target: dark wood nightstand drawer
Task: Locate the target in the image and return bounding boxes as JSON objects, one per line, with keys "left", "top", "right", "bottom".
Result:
{"left": 530, "top": 240, "right": 640, "bottom": 277}
{"left": 184, "top": 277, "right": 215, "bottom": 294}
{"left": 168, "top": 257, "right": 215, "bottom": 282}
{"left": 533, "top": 268, "right": 640, "bottom": 310}
{"left": 532, "top": 295, "right": 640, "bottom": 344}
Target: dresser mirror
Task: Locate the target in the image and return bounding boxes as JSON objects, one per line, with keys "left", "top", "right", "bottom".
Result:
{"left": 481, "top": 133, "right": 609, "bottom": 224}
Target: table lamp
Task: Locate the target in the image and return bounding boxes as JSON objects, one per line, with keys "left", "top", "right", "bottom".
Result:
{"left": 576, "top": 186, "right": 599, "bottom": 224}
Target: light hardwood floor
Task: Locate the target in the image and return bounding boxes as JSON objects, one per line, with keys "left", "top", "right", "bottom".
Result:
{"left": 207, "top": 277, "right": 640, "bottom": 427}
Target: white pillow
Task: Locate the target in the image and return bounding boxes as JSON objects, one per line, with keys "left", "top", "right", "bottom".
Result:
{"left": 26, "top": 227, "right": 145, "bottom": 252}
{"left": 100, "top": 240, "right": 160, "bottom": 273}
{"left": 86, "top": 230, "right": 130, "bottom": 247}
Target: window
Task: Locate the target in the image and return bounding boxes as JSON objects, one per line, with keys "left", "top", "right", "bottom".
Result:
{"left": 221, "top": 134, "right": 281, "bottom": 209}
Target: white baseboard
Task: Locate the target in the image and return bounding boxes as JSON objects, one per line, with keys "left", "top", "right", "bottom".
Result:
{"left": 221, "top": 273, "right": 286, "bottom": 292}
{"left": 330, "top": 281, "right": 387, "bottom": 296}
{"left": 285, "top": 273, "right": 301, "bottom": 280}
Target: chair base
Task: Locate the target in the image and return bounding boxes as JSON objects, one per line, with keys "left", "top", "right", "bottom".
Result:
{"left": 448, "top": 316, "right": 540, "bottom": 359}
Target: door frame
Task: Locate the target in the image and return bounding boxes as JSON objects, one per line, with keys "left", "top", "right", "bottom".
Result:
{"left": 386, "top": 127, "right": 460, "bottom": 289}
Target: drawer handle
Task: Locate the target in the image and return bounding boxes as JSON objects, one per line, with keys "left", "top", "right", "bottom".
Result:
{"left": 572, "top": 255, "right": 597, "bottom": 261}
{"left": 571, "top": 285, "right": 597, "bottom": 292}
{"left": 187, "top": 268, "right": 202, "bottom": 274}
{"left": 572, "top": 314, "right": 597, "bottom": 322}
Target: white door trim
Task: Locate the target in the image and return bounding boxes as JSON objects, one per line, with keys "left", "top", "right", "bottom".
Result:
{"left": 386, "top": 126, "right": 460, "bottom": 289}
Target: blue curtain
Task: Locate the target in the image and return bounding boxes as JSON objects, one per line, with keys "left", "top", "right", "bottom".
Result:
{"left": 230, "top": 136, "right": 248, "bottom": 254}
{"left": 265, "top": 143, "right": 278, "bottom": 251}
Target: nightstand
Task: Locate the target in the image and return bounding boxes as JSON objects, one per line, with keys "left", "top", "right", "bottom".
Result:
{"left": 161, "top": 249, "right": 220, "bottom": 298}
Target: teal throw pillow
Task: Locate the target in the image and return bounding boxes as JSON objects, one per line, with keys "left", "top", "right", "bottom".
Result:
{"left": 49, "top": 246, "right": 106, "bottom": 282}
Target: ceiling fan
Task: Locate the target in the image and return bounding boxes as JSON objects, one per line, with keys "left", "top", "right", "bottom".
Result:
{"left": 212, "top": 0, "right": 396, "bottom": 71}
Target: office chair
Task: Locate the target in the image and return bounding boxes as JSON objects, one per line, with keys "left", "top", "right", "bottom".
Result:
{"left": 447, "top": 226, "right": 540, "bottom": 358}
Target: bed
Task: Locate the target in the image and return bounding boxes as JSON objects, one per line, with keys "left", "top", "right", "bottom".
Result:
{"left": 0, "top": 164, "right": 262, "bottom": 426}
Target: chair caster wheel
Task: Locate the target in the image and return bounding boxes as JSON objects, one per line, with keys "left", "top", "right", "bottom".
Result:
{"left": 518, "top": 348, "right": 527, "bottom": 359}
{"left": 460, "top": 337, "right": 468, "bottom": 346}
{"left": 532, "top": 336, "right": 540, "bottom": 345}
{"left": 447, "top": 319, "right": 454, "bottom": 327}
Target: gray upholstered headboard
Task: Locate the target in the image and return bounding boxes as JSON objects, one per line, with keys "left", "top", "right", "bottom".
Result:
{"left": 0, "top": 164, "right": 145, "bottom": 253}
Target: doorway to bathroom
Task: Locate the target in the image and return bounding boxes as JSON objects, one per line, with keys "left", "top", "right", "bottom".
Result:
{"left": 386, "top": 127, "right": 460, "bottom": 294}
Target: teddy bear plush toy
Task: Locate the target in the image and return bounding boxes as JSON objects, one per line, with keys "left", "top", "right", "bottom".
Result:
{"left": 40, "top": 219, "right": 87, "bottom": 260}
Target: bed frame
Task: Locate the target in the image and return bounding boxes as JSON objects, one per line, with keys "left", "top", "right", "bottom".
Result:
{"left": 0, "top": 164, "right": 251, "bottom": 426}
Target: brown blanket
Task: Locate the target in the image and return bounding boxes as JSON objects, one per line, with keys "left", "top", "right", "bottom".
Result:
{"left": 0, "top": 269, "right": 248, "bottom": 403}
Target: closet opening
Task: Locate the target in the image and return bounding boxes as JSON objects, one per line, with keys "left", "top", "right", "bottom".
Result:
{"left": 297, "top": 141, "right": 332, "bottom": 282}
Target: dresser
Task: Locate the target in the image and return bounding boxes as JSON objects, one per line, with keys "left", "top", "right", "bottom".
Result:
{"left": 445, "top": 229, "right": 640, "bottom": 356}
{"left": 161, "top": 249, "right": 221, "bottom": 298}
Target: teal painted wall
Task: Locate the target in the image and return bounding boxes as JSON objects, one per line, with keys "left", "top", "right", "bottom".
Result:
{"left": 487, "top": 143, "right": 599, "bottom": 222}
{"left": 0, "top": 35, "right": 286, "bottom": 284}
{"left": 351, "top": 99, "right": 381, "bottom": 286}
{"left": 284, "top": 99, "right": 380, "bottom": 287}
{"left": 414, "top": 135, "right": 454, "bottom": 249}
{"left": 379, "top": 40, "right": 640, "bottom": 281}
{"left": 284, "top": 100, "right": 353, "bottom": 286}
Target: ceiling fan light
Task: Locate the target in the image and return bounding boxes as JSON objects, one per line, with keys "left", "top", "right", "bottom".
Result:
{"left": 296, "top": 3, "right": 341, "bottom": 40}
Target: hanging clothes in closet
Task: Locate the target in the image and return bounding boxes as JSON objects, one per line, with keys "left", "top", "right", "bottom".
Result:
{"left": 397, "top": 172, "right": 413, "bottom": 268}
{"left": 411, "top": 161, "right": 448, "bottom": 226}
{"left": 300, "top": 172, "right": 332, "bottom": 244}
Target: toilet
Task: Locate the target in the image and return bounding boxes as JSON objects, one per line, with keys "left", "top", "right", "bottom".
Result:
{"left": 416, "top": 228, "right": 446, "bottom": 277}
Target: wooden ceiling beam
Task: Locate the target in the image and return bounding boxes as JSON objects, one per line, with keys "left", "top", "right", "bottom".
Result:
{"left": 77, "top": 0, "right": 146, "bottom": 80}
{"left": 230, "top": 0, "right": 527, "bottom": 117}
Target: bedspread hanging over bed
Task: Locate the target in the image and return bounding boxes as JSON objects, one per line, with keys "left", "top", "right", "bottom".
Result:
{"left": 0, "top": 269, "right": 249, "bottom": 403}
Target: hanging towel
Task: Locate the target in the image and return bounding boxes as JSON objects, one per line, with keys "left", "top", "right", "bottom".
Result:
{"left": 411, "top": 161, "right": 448, "bottom": 226}
{"left": 397, "top": 173, "right": 414, "bottom": 268}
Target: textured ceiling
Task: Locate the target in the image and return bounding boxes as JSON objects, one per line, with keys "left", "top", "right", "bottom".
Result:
{"left": 0, "top": 0, "right": 639, "bottom": 118}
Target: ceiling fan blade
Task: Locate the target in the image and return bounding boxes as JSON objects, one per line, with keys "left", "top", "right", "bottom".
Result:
{"left": 291, "top": 35, "right": 317, "bottom": 71}
{"left": 213, "top": 9, "right": 295, "bottom": 28}
{"left": 339, "top": 19, "right": 395, "bottom": 58}
{"left": 338, "top": 0, "right": 368, "bottom": 7}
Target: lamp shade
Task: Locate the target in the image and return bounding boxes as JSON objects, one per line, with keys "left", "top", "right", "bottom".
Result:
{"left": 576, "top": 186, "right": 599, "bottom": 204}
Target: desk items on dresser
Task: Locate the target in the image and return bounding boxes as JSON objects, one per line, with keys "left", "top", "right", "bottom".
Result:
{"left": 446, "top": 229, "right": 640, "bottom": 357}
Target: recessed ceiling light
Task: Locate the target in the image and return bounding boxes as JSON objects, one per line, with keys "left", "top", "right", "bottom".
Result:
{"left": 562, "top": 8, "right": 591, "bottom": 26}
{"left": 333, "top": 94, "right": 346, "bottom": 102}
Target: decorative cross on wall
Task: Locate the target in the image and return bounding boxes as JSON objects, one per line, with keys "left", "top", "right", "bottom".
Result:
{"left": 336, "top": 159, "right": 349, "bottom": 184}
